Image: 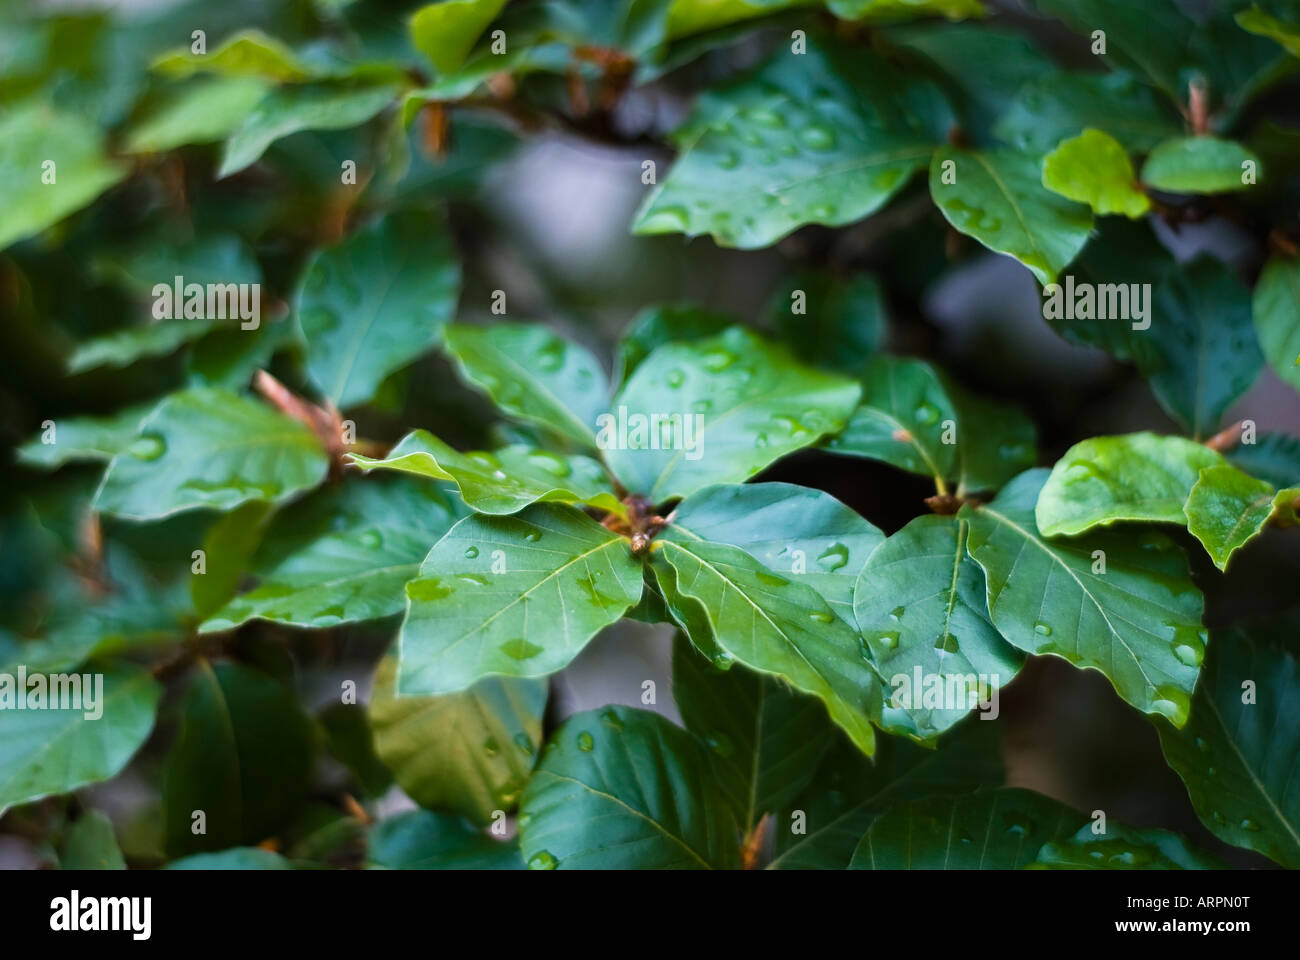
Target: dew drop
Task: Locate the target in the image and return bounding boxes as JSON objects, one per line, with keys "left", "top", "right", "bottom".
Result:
{"left": 816, "top": 542, "right": 849, "bottom": 572}
{"left": 809, "top": 610, "right": 834, "bottom": 624}
{"left": 129, "top": 434, "right": 165, "bottom": 461}
{"left": 464, "top": 546, "right": 480, "bottom": 559}
{"left": 576, "top": 731, "right": 594, "bottom": 752}
{"left": 798, "top": 125, "right": 836, "bottom": 151}
{"left": 527, "top": 850, "right": 558, "bottom": 870}
{"left": 1033, "top": 621, "right": 1053, "bottom": 637}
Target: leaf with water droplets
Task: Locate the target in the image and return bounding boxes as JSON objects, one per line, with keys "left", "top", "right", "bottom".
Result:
{"left": 445, "top": 323, "right": 609, "bottom": 451}
{"left": 930, "top": 147, "right": 1094, "bottom": 285}
{"left": 349, "top": 429, "right": 623, "bottom": 516}
{"left": 369, "top": 653, "right": 546, "bottom": 824}
{"left": 1252, "top": 255, "right": 1300, "bottom": 395}
{"left": 1033, "top": 822, "right": 1223, "bottom": 869}
{"left": 397, "top": 503, "right": 644, "bottom": 695}
{"left": 963, "top": 469, "right": 1205, "bottom": 727}
{"left": 633, "top": 39, "right": 951, "bottom": 249}
{"left": 368, "top": 809, "right": 523, "bottom": 869}
{"left": 518, "top": 706, "right": 741, "bottom": 869}
{"left": 1185, "top": 464, "right": 1299, "bottom": 571}
{"left": 854, "top": 514, "right": 1023, "bottom": 740}
{"left": 1035, "top": 432, "right": 1224, "bottom": 537}
{"left": 656, "top": 534, "right": 882, "bottom": 756}
{"left": 1041, "top": 128, "right": 1150, "bottom": 218}
{"left": 93, "top": 388, "right": 330, "bottom": 520}
{"left": 616, "top": 303, "right": 736, "bottom": 383}
{"left": 606, "top": 326, "right": 861, "bottom": 502}
{"left": 297, "top": 210, "right": 460, "bottom": 410}
{"left": 1157, "top": 625, "right": 1300, "bottom": 868}
{"left": 669, "top": 482, "right": 883, "bottom": 627}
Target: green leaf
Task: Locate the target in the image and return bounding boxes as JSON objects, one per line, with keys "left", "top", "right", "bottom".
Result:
{"left": 368, "top": 810, "right": 523, "bottom": 869}
{"left": 369, "top": 653, "right": 545, "bottom": 823}
{"left": 849, "top": 787, "right": 1085, "bottom": 869}
{"left": 518, "top": 706, "right": 742, "bottom": 869}
{"left": 1229, "top": 432, "right": 1300, "bottom": 488}
{"left": 296, "top": 211, "right": 460, "bottom": 409}
{"left": 219, "top": 80, "right": 401, "bottom": 178}
{"left": 93, "top": 388, "right": 330, "bottom": 520}
{"left": 191, "top": 501, "right": 272, "bottom": 621}
{"left": 826, "top": 354, "right": 957, "bottom": 485}
{"left": 945, "top": 379, "right": 1037, "bottom": 494}
{"left": 1185, "top": 464, "right": 1298, "bottom": 571}
{"left": 124, "top": 76, "right": 271, "bottom": 154}
{"left": 410, "top": 0, "right": 509, "bottom": 74}
{"left": 666, "top": 0, "right": 811, "bottom": 38}
{"left": 1035, "top": 432, "right": 1223, "bottom": 537}
{"left": 633, "top": 40, "right": 950, "bottom": 248}
{"left": 0, "top": 665, "right": 161, "bottom": 817}
{"left": 60, "top": 811, "right": 126, "bottom": 870}
{"left": 166, "top": 848, "right": 292, "bottom": 870}
{"left": 764, "top": 270, "right": 886, "bottom": 376}
{"left": 1157, "top": 626, "right": 1300, "bottom": 868}
{"left": 854, "top": 514, "right": 1023, "bottom": 739}
{"left": 16, "top": 405, "right": 151, "bottom": 469}
{"left": 831, "top": 0, "right": 984, "bottom": 19}
{"left": 962, "top": 470, "right": 1205, "bottom": 727}
{"left": 607, "top": 327, "right": 861, "bottom": 503}
{"left": 672, "top": 634, "right": 833, "bottom": 834}
{"left": 201, "top": 477, "right": 465, "bottom": 631}
{"left": 398, "top": 504, "right": 644, "bottom": 695}
{"left": 1252, "top": 255, "right": 1300, "bottom": 394}
{"left": 616, "top": 303, "right": 736, "bottom": 383}
{"left": 930, "top": 147, "right": 1094, "bottom": 285}
{"left": 1042, "top": 129, "right": 1149, "bottom": 218}
{"left": 1237, "top": 4, "right": 1300, "bottom": 58}
{"left": 668, "top": 481, "right": 883, "bottom": 627}
{"left": 1141, "top": 137, "right": 1261, "bottom": 195}
{"left": 68, "top": 317, "right": 226, "bottom": 374}
{"left": 656, "top": 535, "right": 881, "bottom": 756}
{"left": 91, "top": 232, "right": 262, "bottom": 299}
{"left": 349, "top": 430, "right": 622, "bottom": 516}
{"left": 444, "top": 323, "right": 609, "bottom": 451}
{"left": 163, "top": 661, "right": 315, "bottom": 856}
{"left": 1033, "top": 822, "right": 1223, "bottom": 869}
{"left": 152, "top": 29, "right": 315, "bottom": 82}
{"left": 1145, "top": 258, "right": 1262, "bottom": 439}
{"left": 0, "top": 102, "right": 128, "bottom": 251}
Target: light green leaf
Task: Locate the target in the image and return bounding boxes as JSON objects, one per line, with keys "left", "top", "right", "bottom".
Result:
{"left": 444, "top": 323, "right": 609, "bottom": 451}
{"left": 1185, "top": 464, "right": 1298, "bottom": 571}
{"left": 607, "top": 327, "right": 861, "bottom": 503}
{"left": 849, "top": 787, "right": 1085, "bottom": 869}
{"left": 1237, "top": 4, "right": 1300, "bottom": 58}
{"left": 854, "top": 514, "right": 1023, "bottom": 739}
{"left": 192, "top": 501, "right": 272, "bottom": 621}
{"left": 368, "top": 810, "right": 522, "bottom": 869}
{"left": 68, "top": 317, "right": 226, "bottom": 374}
{"left": 152, "top": 29, "right": 315, "bottom": 82}
{"left": 219, "top": 81, "right": 401, "bottom": 178}
{"left": 1035, "top": 432, "right": 1223, "bottom": 537}
{"left": 0, "top": 102, "right": 129, "bottom": 251}
{"left": 830, "top": 0, "right": 983, "bottom": 19}
{"left": 616, "top": 303, "right": 736, "bottom": 383}
{"left": 656, "top": 535, "right": 881, "bottom": 756}
{"left": 518, "top": 706, "right": 742, "bottom": 869}
{"left": 633, "top": 40, "right": 950, "bottom": 248}
{"left": 369, "top": 654, "right": 545, "bottom": 823}
{"left": 1042, "top": 128, "right": 1149, "bottom": 218}
{"left": 1033, "top": 822, "right": 1223, "bottom": 869}
{"left": 398, "top": 504, "right": 644, "bottom": 695}
{"left": 0, "top": 665, "right": 161, "bottom": 817}
{"left": 93, "top": 388, "right": 330, "bottom": 520}
{"left": 672, "top": 634, "right": 833, "bottom": 834}
{"left": 349, "top": 430, "right": 623, "bottom": 515}
{"left": 1157, "top": 626, "right": 1300, "bottom": 868}
{"left": 963, "top": 470, "right": 1205, "bottom": 727}
{"left": 296, "top": 210, "right": 460, "bottom": 409}
{"left": 1142, "top": 137, "right": 1261, "bottom": 195}
{"left": 668, "top": 481, "right": 883, "bottom": 627}
{"left": 124, "top": 76, "right": 271, "bottom": 154}
{"left": 410, "top": 0, "right": 509, "bottom": 74}
{"left": 666, "top": 0, "right": 811, "bottom": 38}
{"left": 166, "top": 848, "right": 292, "bottom": 870}
{"left": 16, "top": 405, "right": 151, "bottom": 469}
{"left": 826, "top": 354, "right": 957, "bottom": 485}
{"left": 764, "top": 270, "right": 886, "bottom": 376}
{"left": 930, "top": 147, "right": 1094, "bottom": 285}
{"left": 60, "top": 811, "right": 126, "bottom": 870}
{"left": 1252, "top": 255, "right": 1300, "bottom": 394}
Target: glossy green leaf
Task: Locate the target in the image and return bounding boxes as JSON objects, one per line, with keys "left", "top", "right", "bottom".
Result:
{"left": 1035, "top": 432, "right": 1223, "bottom": 537}
{"left": 297, "top": 210, "right": 460, "bottom": 409}
{"left": 0, "top": 102, "right": 128, "bottom": 251}
{"left": 854, "top": 514, "right": 1023, "bottom": 739}
{"left": 995, "top": 72, "right": 1184, "bottom": 154}
{"left": 410, "top": 0, "right": 509, "bottom": 73}
{"left": 1252, "top": 255, "right": 1300, "bottom": 393}
{"left": 368, "top": 810, "right": 523, "bottom": 869}
{"left": 152, "top": 29, "right": 315, "bottom": 82}
{"left": 444, "top": 323, "right": 609, "bottom": 450}
{"left": 124, "top": 76, "right": 271, "bottom": 153}
{"left": 963, "top": 469, "right": 1205, "bottom": 727}
{"left": 930, "top": 147, "right": 1094, "bottom": 285}
{"left": 1142, "top": 137, "right": 1261, "bottom": 195}
{"left": 16, "top": 405, "right": 151, "bottom": 469}
{"left": 1033, "top": 822, "right": 1222, "bottom": 869}
{"left": 616, "top": 304, "right": 736, "bottom": 383}
{"left": 850, "top": 786, "right": 1084, "bottom": 868}
{"left": 668, "top": 482, "right": 883, "bottom": 627}
{"left": 656, "top": 534, "right": 881, "bottom": 756}
{"left": 518, "top": 706, "right": 742, "bottom": 869}
{"left": 1157, "top": 626, "right": 1300, "bottom": 867}
{"left": 0, "top": 665, "right": 161, "bottom": 817}
{"left": 60, "top": 811, "right": 126, "bottom": 870}
{"left": 349, "top": 430, "right": 622, "bottom": 515}
{"left": 607, "top": 327, "right": 861, "bottom": 503}
{"left": 765, "top": 270, "right": 886, "bottom": 376}
{"left": 398, "top": 503, "right": 643, "bottom": 695}
{"left": 369, "top": 654, "right": 545, "bottom": 823}
{"left": 1042, "top": 129, "right": 1149, "bottom": 218}
{"left": 93, "top": 388, "right": 330, "bottom": 520}
{"left": 1185, "top": 464, "right": 1299, "bottom": 571}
